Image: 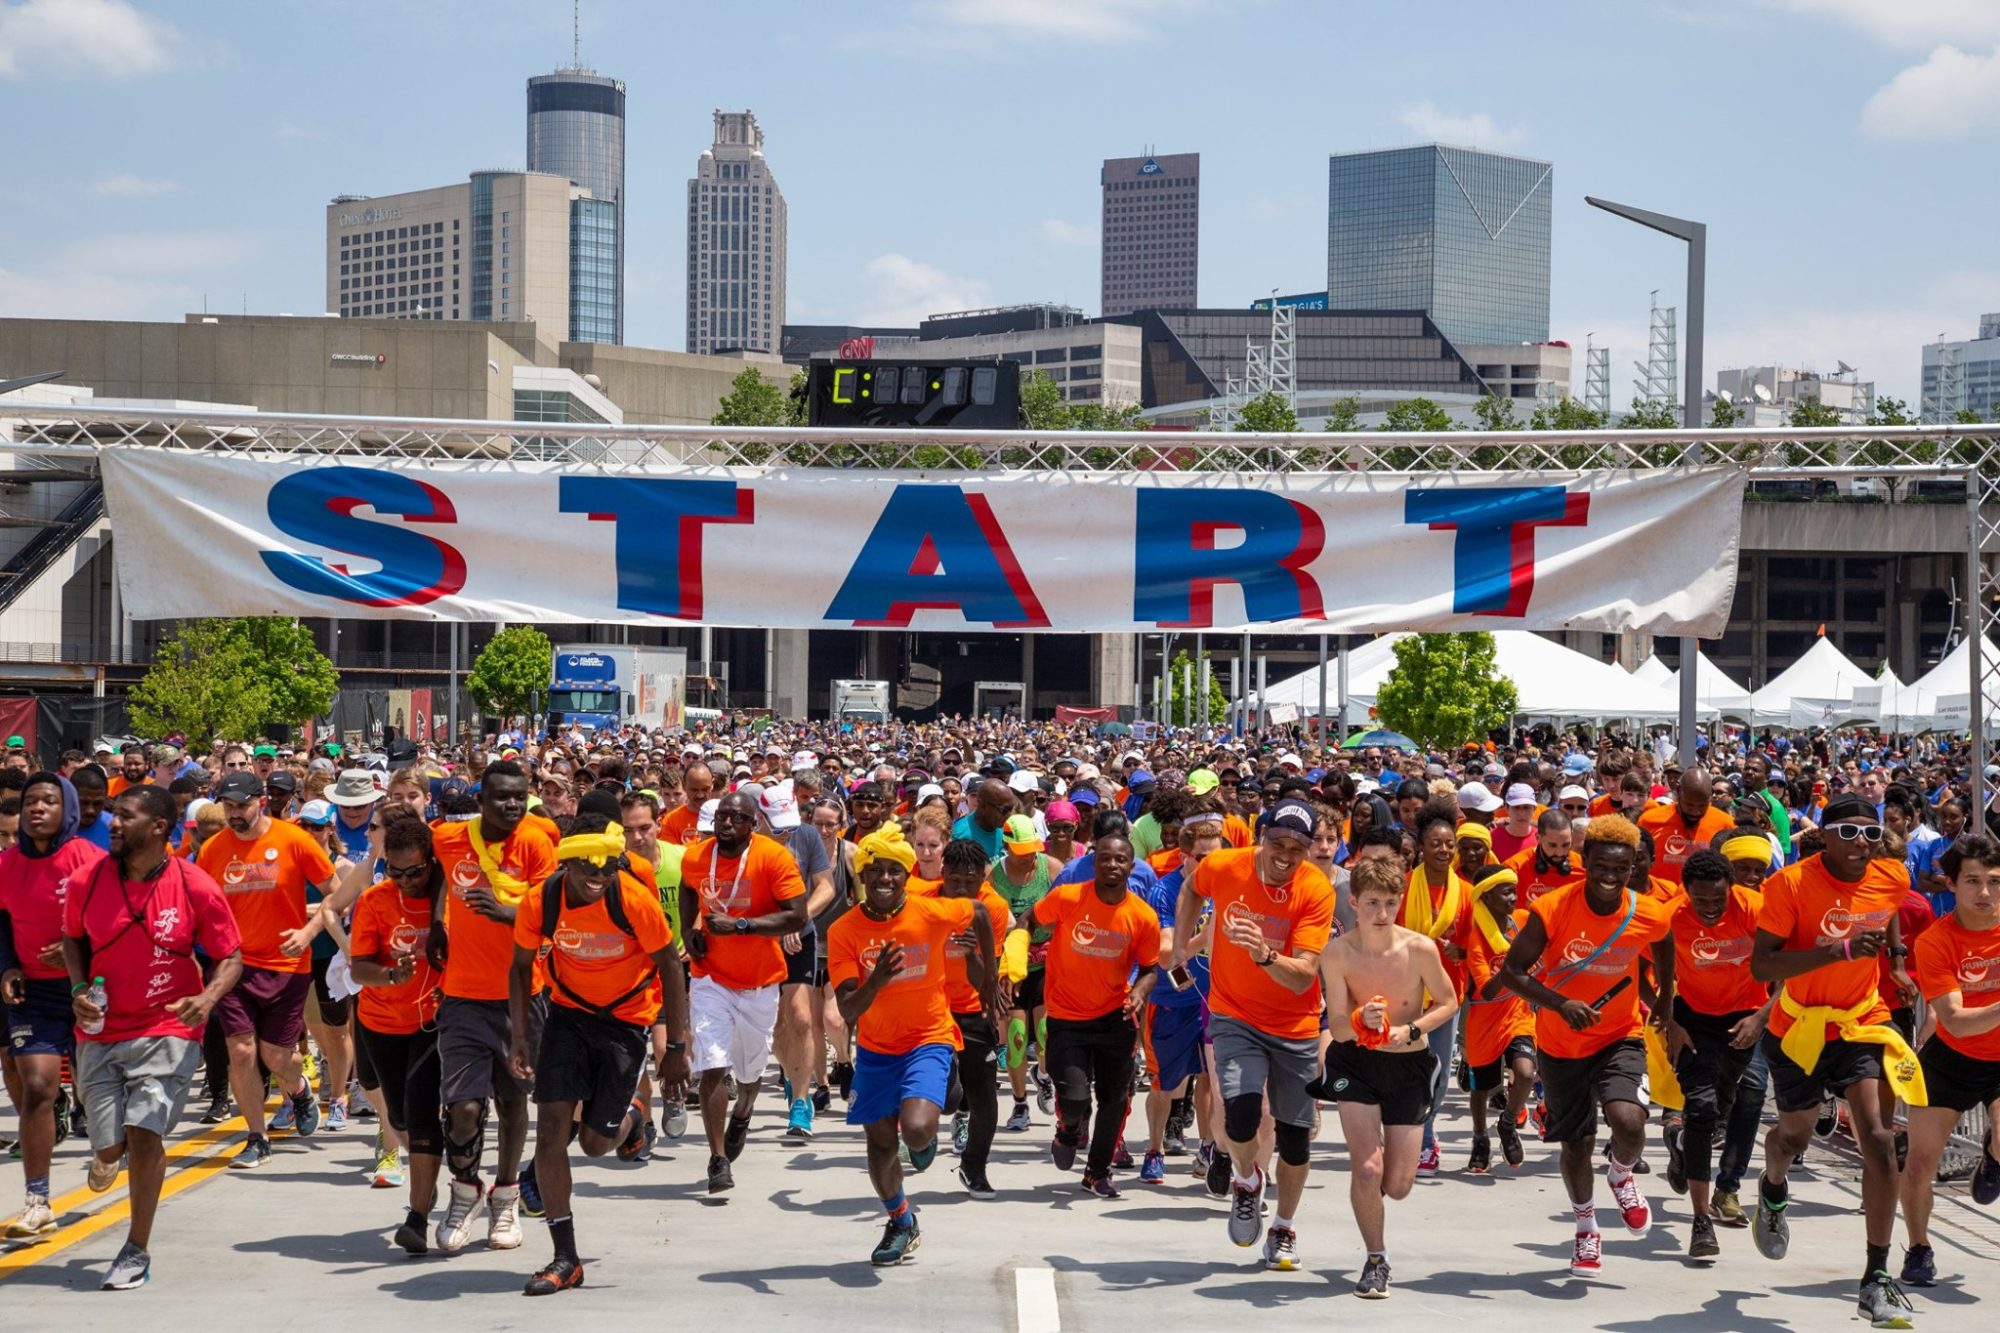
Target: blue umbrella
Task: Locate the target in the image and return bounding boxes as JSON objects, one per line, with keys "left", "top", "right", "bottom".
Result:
{"left": 1342, "top": 728, "right": 1418, "bottom": 750}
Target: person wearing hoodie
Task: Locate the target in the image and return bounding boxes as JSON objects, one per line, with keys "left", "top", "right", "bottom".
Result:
{"left": 0, "top": 772, "right": 106, "bottom": 1238}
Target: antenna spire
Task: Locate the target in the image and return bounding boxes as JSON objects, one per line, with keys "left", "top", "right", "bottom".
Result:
{"left": 572, "top": 0, "right": 580, "bottom": 67}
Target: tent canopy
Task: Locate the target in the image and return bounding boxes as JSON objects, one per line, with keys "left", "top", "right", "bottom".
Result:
{"left": 1630, "top": 655, "right": 1674, "bottom": 688}
{"left": 1749, "top": 636, "right": 1871, "bottom": 727}
{"left": 1658, "top": 648, "right": 1754, "bottom": 718}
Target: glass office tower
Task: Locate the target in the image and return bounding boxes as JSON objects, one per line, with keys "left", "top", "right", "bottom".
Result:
{"left": 528, "top": 69, "right": 626, "bottom": 344}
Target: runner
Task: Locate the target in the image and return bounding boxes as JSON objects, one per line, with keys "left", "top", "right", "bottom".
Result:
{"left": 989, "top": 817, "right": 1063, "bottom": 1131}
{"left": 1173, "top": 798, "right": 1336, "bottom": 1270}
{"left": 1318, "top": 854, "right": 1460, "bottom": 1298}
{"left": 620, "top": 789, "right": 689, "bottom": 1142}
{"left": 1638, "top": 769, "right": 1735, "bottom": 890}
{"left": 1507, "top": 810, "right": 1582, "bottom": 905}
{"left": 659, "top": 763, "right": 713, "bottom": 848}
{"left": 1460, "top": 862, "right": 1534, "bottom": 1175}
{"left": 807, "top": 797, "right": 857, "bottom": 1106}
{"left": 62, "top": 786, "right": 244, "bottom": 1290}
{"left": 1497, "top": 813, "right": 1676, "bottom": 1279}
{"left": 1031, "top": 832, "right": 1160, "bottom": 1199}
{"left": 1749, "top": 793, "right": 1922, "bottom": 1329}
{"left": 508, "top": 810, "right": 688, "bottom": 1295}
{"left": 1135, "top": 803, "right": 1224, "bottom": 1186}
{"left": 1402, "top": 800, "right": 1471, "bottom": 1176}
{"left": 1659, "top": 848, "right": 1772, "bottom": 1261}
{"left": 0, "top": 772, "right": 105, "bottom": 1238}
{"left": 196, "top": 769, "right": 338, "bottom": 1167}
{"left": 916, "top": 837, "right": 1009, "bottom": 1197}
{"left": 429, "top": 759, "right": 557, "bottom": 1253}
{"left": 1900, "top": 831, "right": 2000, "bottom": 1288}
{"left": 679, "top": 790, "right": 807, "bottom": 1193}
{"left": 829, "top": 825, "right": 992, "bottom": 1264}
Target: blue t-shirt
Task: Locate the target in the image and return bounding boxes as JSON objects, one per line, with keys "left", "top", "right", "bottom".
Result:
{"left": 80, "top": 810, "right": 112, "bottom": 851}
{"left": 951, "top": 814, "right": 1007, "bottom": 863}
{"left": 1138, "top": 867, "right": 1206, "bottom": 1010}
{"left": 1053, "top": 849, "right": 1163, "bottom": 896}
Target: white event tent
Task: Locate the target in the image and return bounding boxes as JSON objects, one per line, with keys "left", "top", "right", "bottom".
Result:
{"left": 1652, "top": 649, "right": 1755, "bottom": 720}
{"left": 1748, "top": 637, "right": 1874, "bottom": 728}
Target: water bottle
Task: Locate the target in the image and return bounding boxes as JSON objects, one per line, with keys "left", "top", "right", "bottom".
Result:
{"left": 80, "top": 976, "right": 108, "bottom": 1036}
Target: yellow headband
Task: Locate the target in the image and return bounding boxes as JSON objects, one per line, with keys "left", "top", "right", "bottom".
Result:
{"left": 1457, "top": 822, "right": 1493, "bottom": 846}
{"left": 1721, "top": 835, "right": 1770, "bottom": 866}
{"left": 1476, "top": 867, "right": 1519, "bottom": 891}
{"left": 557, "top": 825, "right": 627, "bottom": 867}
{"left": 854, "top": 824, "right": 917, "bottom": 875}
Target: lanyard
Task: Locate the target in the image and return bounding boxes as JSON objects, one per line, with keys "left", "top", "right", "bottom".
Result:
{"left": 708, "top": 843, "right": 748, "bottom": 913}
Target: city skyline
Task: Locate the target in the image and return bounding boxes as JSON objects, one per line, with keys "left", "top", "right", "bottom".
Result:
{"left": 4, "top": 0, "right": 1997, "bottom": 402}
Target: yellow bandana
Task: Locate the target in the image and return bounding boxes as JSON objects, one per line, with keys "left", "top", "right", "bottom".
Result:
{"left": 556, "top": 825, "right": 627, "bottom": 867}
{"left": 468, "top": 819, "right": 531, "bottom": 906}
{"left": 855, "top": 824, "right": 917, "bottom": 875}
{"left": 1470, "top": 870, "right": 1519, "bottom": 955}
{"left": 1404, "top": 865, "right": 1467, "bottom": 941}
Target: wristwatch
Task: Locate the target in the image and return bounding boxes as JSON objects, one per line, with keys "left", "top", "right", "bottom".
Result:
{"left": 664, "top": 1040, "right": 687, "bottom": 1054}
{"left": 1888, "top": 945, "right": 1910, "bottom": 958}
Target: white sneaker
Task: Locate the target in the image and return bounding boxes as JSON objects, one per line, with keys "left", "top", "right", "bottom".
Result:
{"left": 486, "top": 1182, "right": 522, "bottom": 1250}
{"left": 435, "top": 1178, "right": 484, "bottom": 1254}
{"left": 4, "top": 1194, "right": 56, "bottom": 1239}
{"left": 87, "top": 1155, "right": 121, "bottom": 1193}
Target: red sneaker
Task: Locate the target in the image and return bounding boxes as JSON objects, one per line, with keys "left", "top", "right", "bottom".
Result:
{"left": 1609, "top": 1172, "right": 1651, "bottom": 1237}
{"left": 1416, "top": 1145, "right": 1440, "bottom": 1177}
{"left": 1570, "top": 1230, "right": 1602, "bottom": 1277}
{"left": 1531, "top": 1103, "right": 1549, "bottom": 1141}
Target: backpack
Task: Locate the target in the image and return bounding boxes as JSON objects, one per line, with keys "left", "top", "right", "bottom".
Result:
{"left": 534, "top": 867, "right": 653, "bottom": 1022}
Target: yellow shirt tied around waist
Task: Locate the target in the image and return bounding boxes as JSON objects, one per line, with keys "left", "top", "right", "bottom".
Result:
{"left": 1776, "top": 984, "right": 1928, "bottom": 1107}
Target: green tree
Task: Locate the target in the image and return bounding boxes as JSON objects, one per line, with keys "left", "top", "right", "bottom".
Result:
{"left": 129, "top": 617, "right": 339, "bottom": 748}
{"left": 1708, "top": 395, "right": 1743, "bottom": 427}
{"left": 1021, "top": 369, "right": 1069, "bottom": 430}
{"left": 1378, "top": 398, "right": 1455, "bottom": 432}
{"left": 1868, "top": 395, "right": 1914, "bottom": 425}
{"left": 1067, "top": 398, "right": 1146, "bottom": 431}
{"left": 1621, "top": 396, "right": 1681, "bottom": 429}
{"left": 1322, "top": 395, "right": 1362, "bottom": 432}
{"left": 1471, "top": 395, "right": 1524, "bottom": 431}
{"left": 1163, "top": 648, "right": 1230, "bottom": 727}
{"left": 1788, "top": 396, "right": 1842, "bottom": 428}
{"left": 711, "top": 366, "right": 796, "bottom": 427}
{"left": 1956, "top": 406, "right": 1985, "bottom": 425}
{"left": 467, "top": 625, "right": 554, "bottom": 723}
{"left": 1373, "top": 632, "right": 1519, "bottom": 751}
{"left": 1236, "top": 391, "right": 1299, "bottom": 434}
{"left": 1528, "top": 398, "right": 1607, "bottom": 431}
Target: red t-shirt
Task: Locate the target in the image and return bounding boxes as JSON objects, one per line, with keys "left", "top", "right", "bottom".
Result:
{"left": 196, "top": 818, "right": 336, "bottom": 975}
{"left": 62, "top": 858, "right": 242, "bottom": 1043}
{"left": 0, "top": 840, "right": 107, "bottom": 979}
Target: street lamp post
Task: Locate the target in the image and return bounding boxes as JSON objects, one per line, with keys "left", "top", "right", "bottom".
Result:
{"left": 1587, "top": 196, "right": 1706, "bottom": 767}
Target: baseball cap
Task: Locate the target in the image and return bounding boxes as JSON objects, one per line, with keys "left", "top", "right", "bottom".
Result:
{"left": 265, "top": 771, "right": 299, "bottom": 798}
{"left": 1276, "top": 752, "right": 1303, "bottom": 771}
{"left": 297, "top": 799, "right": 334, "bottom": 827}
{"left": 216, "top": 771, "right": 265, "bottom": 803}
{"left": 1257, "top": 798, "right": 1318, "bottom": 842}
{"left": 1187, "top": 769, "right": 1221, "bottom": 795}
{"left": 696, "top": 798, "right": 720, "bottom": 834}
{"left": 1069, "top": 787, "right": 1101, "bottom": 808}
{"left": 915, "top": 783, "right": 944, "bottom": 805}
{"left": 1557, "top": 784, "right": 1590, "bottom": 804}
{"left": 3, "top": 735, "right": 23, "bottom": 751}
{"left": 1504, "top": 783, "right": 1538, "bottom": 808}
{"left": 1002, "top": 814, "right": 1043, "bottom": 854}
{"left": 1044, "top": 799, "right": 1080, "bottom": 824}
{"left": 252, "top": 744, "right": 277, "bottom": 759}
{"left": 757, "top": 779, "right": 801, "bottom": 831}
{"left": 791, "top": 750, "right": 817, "bottom": 771}
{"left": 1482, "top": 762, "right": 1505, "bottom": 780}
{"left": 1126, "top": 768, "right": 1157, "bottom": 792}
{"left": 1007, "top": 769, "right": 1039, "bottom": 794}
{"left": 1457, "top": 781, "right": 1503, "bottom": 814}
{"left": 1562, "top": 753, "right": 1592, "bottom": 775}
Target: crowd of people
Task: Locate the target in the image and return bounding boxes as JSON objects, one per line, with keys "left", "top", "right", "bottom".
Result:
{"left": 0, "top": 718, "right": 1994, "bottom": 1326}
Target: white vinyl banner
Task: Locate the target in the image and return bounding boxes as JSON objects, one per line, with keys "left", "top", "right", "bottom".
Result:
{"left": 100, "top": 451, "right": 1746, "bottom": 636}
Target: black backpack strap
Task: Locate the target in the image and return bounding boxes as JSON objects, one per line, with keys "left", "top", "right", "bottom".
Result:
{"left": 603, "top": 867, "right": 636, "bottom": 939}
{"left": 541, "top": 871, "right": 564, "bottom": 941}
{"left": 542, "top": 866, "right": 652, "bottom": 1021}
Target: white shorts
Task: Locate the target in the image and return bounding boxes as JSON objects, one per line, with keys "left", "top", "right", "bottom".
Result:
{"left": 689, "top": 975, "right": 781, "bottom": 1082}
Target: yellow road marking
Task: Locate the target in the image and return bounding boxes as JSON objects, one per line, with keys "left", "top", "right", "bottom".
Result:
{"left": 0, "top": 1142, "right": 236, "bottom": 1279}
{"left": 29, "top": 1118, "right": 243, "bottom": 1220}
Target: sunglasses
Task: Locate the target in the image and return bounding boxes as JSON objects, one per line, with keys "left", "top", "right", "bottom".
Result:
{"left": 1560, "top": 803, "right": 1588, "bottom": 814}
{"left": 383, "top": 862, "right": 432, "bottom": 883}
{"left": 1827, "top": 823, "right": 1885, "bottom": 844}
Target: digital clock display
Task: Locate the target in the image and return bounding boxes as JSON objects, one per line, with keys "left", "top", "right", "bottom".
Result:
{"left": 809, "top": 360, "right": 1020, "bottom": 429}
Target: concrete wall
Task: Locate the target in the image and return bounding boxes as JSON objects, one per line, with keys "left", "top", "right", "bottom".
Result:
{"left": 1741, "top": 500, "right": 1993, "bottom": 555}
{"left": 559, "top": 343, "right": 773, "bottom": 425}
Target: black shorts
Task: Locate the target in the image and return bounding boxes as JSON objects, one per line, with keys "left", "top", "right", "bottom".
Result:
{"left": 4, "top": 977, "right": 74, "bottom": 1059}
{"left": 1890, "top": 1008, "right": 1916, "bottom": 1042}
{"left": 1762, "top": 1029, "right": 1883, "bottom": 1114}
{"left": 1461, "top": 1035, "right": 1537, "bottom": 1093}
{"left": 355, "top": 1021, "right": 442, "bottom": 1155}
{"left": 1917, "top": 1035, "right": 2000, "bottom": 1114}
{"left": 1537, "top": 1038, "right": 1647, "bottom": 1144}
{"left": 1318, "top": 1041, "right": 1438, "bottom": 1126}
{"left": 534, "top": 1003, "right": 648, "bottom": 1139}
{"left": 783, "top": 935, "right": 817, "bottom": 987}
{"left": 1013, "top": 969, "right": 1046, "bottom": 1014}
{"left": 310, "top": 953, "right": 351, "bottom": 1026}
{"left": 437, "top": 994, "right": 543, "bottom": 1108}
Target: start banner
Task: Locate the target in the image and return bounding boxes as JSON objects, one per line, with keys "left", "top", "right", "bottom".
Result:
{"left": 100, "top": 451, "right": 1745, "bottom": 636}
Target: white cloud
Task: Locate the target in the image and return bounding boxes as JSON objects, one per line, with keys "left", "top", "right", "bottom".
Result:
{"left": 1763, "top": 0, "right": 2000, "bottom": 48}
{"left": 90, "top": 173, "right": 180, "bottom": 197}
{"left": 914, "top": 0, "right": 1206, "bottom": 42}
{"left": 1860, "top": 43, "right": 2000, "bottom": 140}
{"left": 0, "top": 0, "right": 181, "bottom": 79}
{"left": 849, "top": 254, "right": 989, "bottom": 326}
{"left": 1394, "top": 101, "right": 1525, "bottom": 149}
{"left": 1040, "top": 219, "right": 1096, "bottom": 247}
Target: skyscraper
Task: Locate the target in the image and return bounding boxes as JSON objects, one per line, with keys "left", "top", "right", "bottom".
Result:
{"left": 687, "top": 110, "right": 787, "bottom": 355}
{"left": 1327, "top": 144, "right": 1551, "bottom": 350}
{"left": 1100, "top": 151, "right": 1199, "bottom": 317}
{"left": 527, "top": 68, "right": 625, "bottom": 344}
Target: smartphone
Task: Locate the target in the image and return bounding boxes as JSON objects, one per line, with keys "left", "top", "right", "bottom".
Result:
{"left": 1167, "top": 962, "right": 1195, "bottom": 991}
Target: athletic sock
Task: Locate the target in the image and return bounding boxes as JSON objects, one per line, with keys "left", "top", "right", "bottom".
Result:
{"left": 884, "top": 1188, "right": 913, "bottom": 1227}
{"left": 1606, "top": 1152, "right": 1635, "bottom": 1188}
{"left": 1233, "top": 1166, "right": 1261, "bottom": 1190}
{"left": 1864, "top": 1242, "right": 1890, "bottom": 1284}
{"left": 547, "top": 1214, "right": 577, "bottom": 1262}
{"left": 1573, "top": 1203, "right": 1598, "bottom": 1234}
{"left": 1368, "top": 1249, "right": 1388, "bottom": 1264}
{"left": 1273, "top": 1213, "right": 1294, "bottom": 1231}
{"left": 25, "top": 1174, "right": 49, "bottom": 1198}
{"left": 1759, "top": 1172, "right": 1788, "bottom": 1205}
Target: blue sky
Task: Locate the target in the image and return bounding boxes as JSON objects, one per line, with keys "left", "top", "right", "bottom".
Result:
{"left": 2, "top": 0, "right": 1996, "bottom": 404}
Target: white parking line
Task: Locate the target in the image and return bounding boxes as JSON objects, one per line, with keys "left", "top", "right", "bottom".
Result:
{"left": 1015, "top": 1265, "right": 1061, "bottom": 1333}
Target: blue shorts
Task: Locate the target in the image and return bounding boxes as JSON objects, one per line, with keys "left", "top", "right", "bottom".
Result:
{"left": 5, "top": 978, "right": 75, "bottom": 1058}
{"left": 847, "top": 1042, "right": 954, "bottom": 1125}
{"left": 1146, "top": 1001, "right": 1207, "bottom": 1092}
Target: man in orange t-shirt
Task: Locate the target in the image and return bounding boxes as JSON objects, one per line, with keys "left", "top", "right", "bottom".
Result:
{"left": 1033, "top": 833, "right": 1160, "bottom": 1201}
{"left": 1461, "top": 864, "right": 1535, "bottom": 1174}
{"left": 678, "top": 790, "right": 807, "bottom": 1195}
{"left": 1508, "top": 810, "right": 1583, "bottom": 906}
{"left": 1636, "top": 770, "right": 1735, "bottom": 890}
{"left": 1498, "top": 814, "right": 1675, "bottom": 1280}
{"left": 1748, "top": 793, "right": 1918, "bottom": 1325}
{"left": 428, "top": 760, "right": 557, "bottom": 1255}
{"left": 912, "top": 836, "right": 1011, "bottom": 1198}
{"left": 659, "top": 762, "right": 714, "bottom": 847}
{"left": 830, "top": 824, "right": 989, "bottom": 1266}
{"left": 1901, "top": 832, "right": 2000, "bottom": 1285}
{"left": 198, "top": 770, "right": 338, "bottom": 1163}
{"left": 505, "top": 809, "right": 687, "bottom": 1297}
{"left": 1175, "top": 799, "right": 1334, "bottom": 1269}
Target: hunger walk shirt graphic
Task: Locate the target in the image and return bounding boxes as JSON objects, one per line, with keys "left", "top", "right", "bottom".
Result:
{"left": 196, "top": 819, "right": 335, "bottom": 975}
{"left": 827, "top": 893, "right": 979, "bottom": 1055}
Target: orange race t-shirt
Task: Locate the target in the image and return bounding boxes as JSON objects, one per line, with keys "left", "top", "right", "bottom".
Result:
{"left": 1527, "top": 884, "right": 1674, "bottom": 1060}
{"left": 1188, "top": 847, "right": 1334, "bottom": 1040}
{"left": 1669, "top": 885, "right": 1768, "bottom": 1017}
{"left": 1636, "top": 804, "right": 1736, "bottom": 887}
{"left": 827, "top": 893, "right": 978, "bottom": 1055}
{"left": 196, "top": 818, "right": 336, "bottom": 974}
{"left": 1032, "top": 883, "right": 1162, "bottom": 1022}
{"left": 1758, "top": 855, "right": 1908, "bottom": 1041}
{"left": 1507, "top": 844, "right": 1583, "bottom": 906}
{"left": 348, "top": 878, "right": 442, "bottom": 1035}
{"left": 432, "top": 818, "right": 558, "bottom": 1001}
{"left": 514, "top": 874, "right": 672, "bottom": 1026}
{"left": 683, "top": 834, "right": 806, "bottom": 990}
{"left": 660, "top": 804, "right": 704, "bottom": 848}
{"left": 1222, "top": 815, "right": 1253, "bottom": 850}
{"left": 1401, "top": 866, "right": 1474, "bottom": 998}
{"left": 1148, "top": 848, "right": 1184, "bottom": 877}
{"left": 1912, "top": 912, "right": 2000, "bottom": 1063}
{"left": 107, "top": 774, "right": 152, "bottom": 800}
{"left": 1464, "top": 907, "right": 1535, "bottom": 1067}
{"left": 909, "top": 881, "right": 1010, "bottom": 1015}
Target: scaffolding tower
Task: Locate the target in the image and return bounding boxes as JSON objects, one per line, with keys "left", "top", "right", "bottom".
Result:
{"left": 1925, "top": 337, "right": 1966, "bottom": 423}
{"left": 1584, "top": 335, "right": 1611, "bottom": 419}
{"left": 1634, "top": 293, "right": 1678, "bottom": 413}
{"left": 1212, "top": 296, "right": 1294, "bottom": 428}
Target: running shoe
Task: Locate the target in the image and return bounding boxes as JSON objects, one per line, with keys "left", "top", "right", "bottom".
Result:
{"left": 271, "top": 1097, "right": 296, "bottom": 1133}
{"left": 517, "top": 1161, "right": 544, "bottom": 1218}
{"left": 1467, "top": 1133, "right": 1491, "bottom": 1175}
{"left": 326, "top": 1101, "right": 349, "bottom": 1133}
{"left": 1227, "top": 1166, "right": 1265, "bottom": 1247}
{"left": 5, "top": 1194, "right": 56, "bottom": 1239}
{"left": 1689, "top": 1213, "right": 1720, "bottom": 1261}
{"left": 662, "top": 1100, "right": 689, "bottom": 1141}
{"left": 1262, "top": 1223, "right": 1300, "bottom": 1272}
{"left": 1900, "top": 1243, "right": 1935, "bottom": 1287}
{"left": 1416, "top": 1144, "right": 1440, "bottom": 1177}
{"left": 812, "top": 1082, "right": 831, "bottom": 1114}
{"left": 301, "top": 1047, "right": 319, "bottom": 1087}
{"left": 1206, "top": 1146, "right": 1232, "bottom": 1199}
{"left": 1140, "top": 1150, "right": 1165, "bottom": 1184}
{"left": 52, "top": 1089, "right": 72, "bottom": 1144}
{"left": 1974, "top": 1146, "right": 2000, "bottom": 1206}
{"left": 1609, "top": 1170, "right": 1651, "bottom": 1237}
{"left": 1080, "top": 1171, "right": 1122, "bottom": 1200}
{"left": 951, "top": 1112, "right": 969, "bottom": 1157}
{"left": 1570, "top": 1229, "right": 1602, "bottom": 1277}
{"left": 200, "top": 1094, "right": 231, "bottom": 1125}
{"left": 1355, "top": 1254, "right": 1390, "bottom": 1298}
{"left": 871, "top": 1216, "right": 921, "bottom": 1267}
{"left": 1111, "top": 1143, "right": 1135, "bottom": 1171}
{"left": 351, "top": 1090, "right": 376, "bottom": 1120}
{"left": 1531, "top": 1102, "right": 1550, "bottom": 1141}
{"left": 957, "top": 1164, "right": 996, "bottom": 1200}
{"left": 1051, "top": 1128, "right": 1080, "bottom": 1172}
{"left": 100, "top": 1242, "right": 150, "bottom": 1291}
{"left": 834, "top": 1059, "right": 854, "bottom": 1102}
{"left": 292, "top": 1087, "right": 322, "bottom": 1138}
{"left": 1664, "top": 1120, "right": 1687, "bottom": 1195}
{"left": 724, "top": 1113, "right": 752, "bottom": 1162}
{"left": 1003, "top": 1102, "right": 1032, "bottom": 1134}
{"left": 1751, "top": 1179, "right": 1790, "bottom": 1260}
{"left": 372, "top": 1145, "right": 405, "bottom": 1189}
{"left": 523, "top": 1256, "right": 585, "bottom": 1296}
{"left": 88, "top": 1154, "right": 121, "bottom": 1192}
{"left": 1815, "top": 1094, "right": 1841, "bottom": 1140}
{"left": 907, "top": 1136, "right": 937, "bottom": 1174}
{"left": 1858, "top": 1271, "right": 1916, "bottom": 1329}
{"left": 1164, "top": 1119, "right": 1188, "bottom": 1157}
{"left": 707, "top": 1154, "right": 734, "bottom": 1194}
{"left": 394, "top": 1210, "right": 429, "bottom": 1256}
{"left": 232, "top": 1134, "right": 273, "bottom": 1170}
{"left": 1192, "top": 1140, "right": 1215, "bottom": 1181}
{"left": 618, "top": 1102, "right": 654, "bottom": 1160}
{"left": 1498, "top": 1115, "right": 1524, "bottom": 1168}
{"left": 1032, "top": 1065, "right": 1055, "bottom": 1115}
{"left": 435, "top": 1178, "right": 484, "bottom": 1254}
{"left": 486, "top": 1183, "right": 522, "bottom": 1250}
{"left": 785, "top": 1097, "right": 814, "bottom": 1142}
{"left": 1712, "top": 1189, "right": 1748, "bottom": 1227}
